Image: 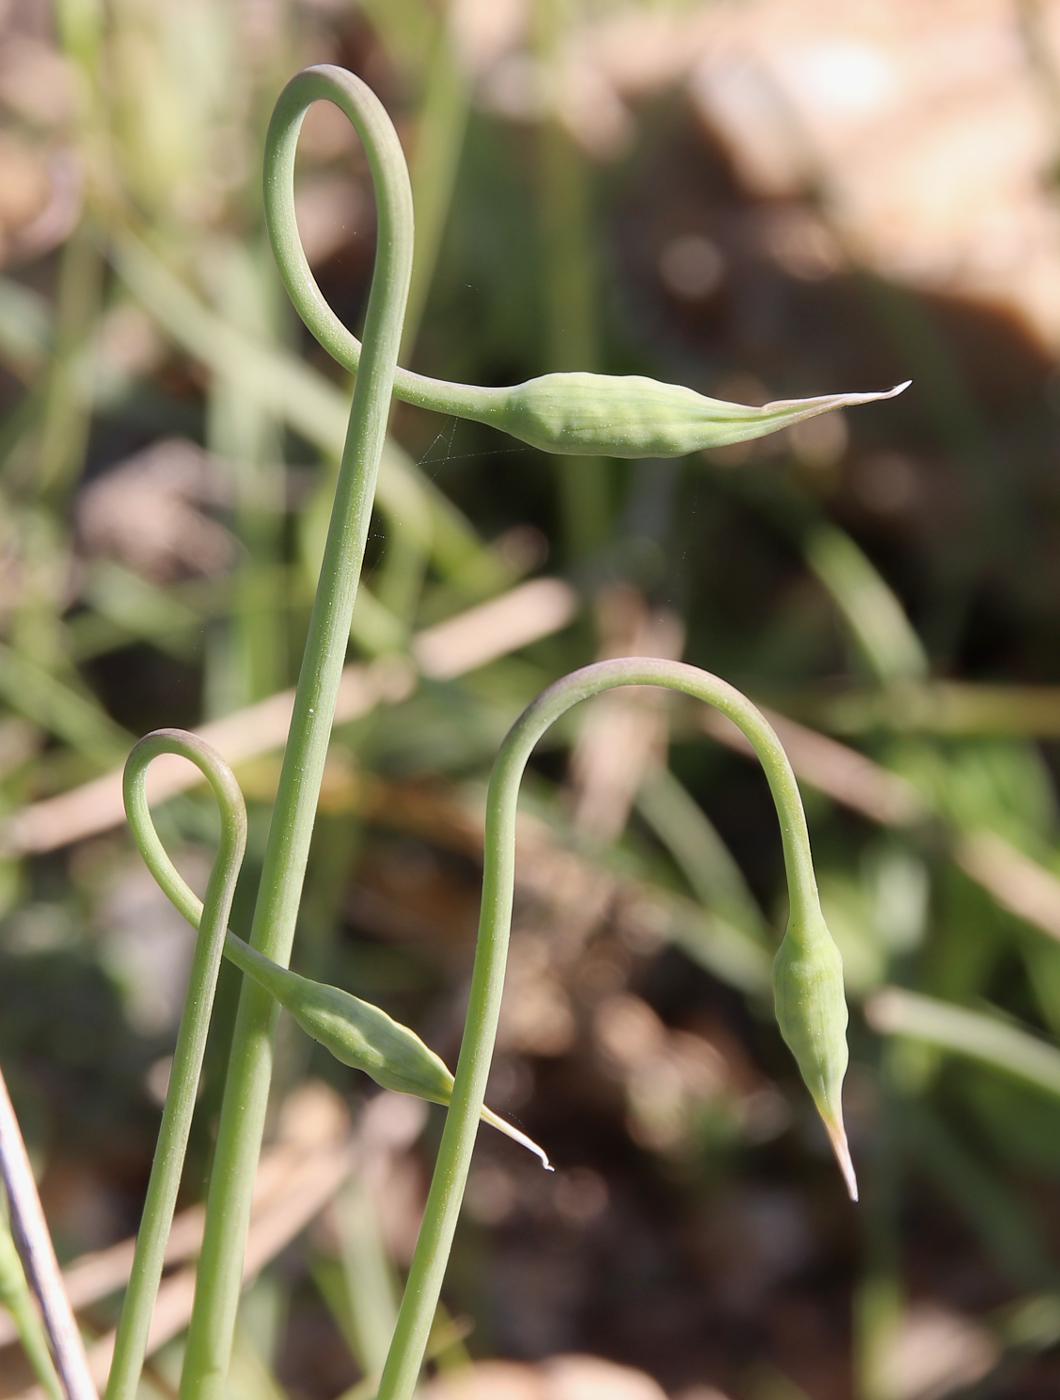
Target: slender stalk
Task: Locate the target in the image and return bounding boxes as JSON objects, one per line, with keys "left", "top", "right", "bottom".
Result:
{"left": 178, "top": 67, "right": 413, "bottom": 1396}
{"left": 262, "top": 70, "right": 488, "bottom": 423}
{"left": 0, "top": 1212, "right": 64, "bottom": 1400}
{"left": 264, "top": 89, "right": 906, "bottom": 461}
{"left": 108, "top": 59, "right": 878, "bottom": 1399}
{"left": 0, "top": 1066, "right": 98, "bottom": 1400}
{"left": 117, "top": 743, "right": 554, "bottom": 1169}
{"left": 105, "top": 731, "right": 248, "bottom": 1400}
{"left": 375, "top": 657, "right": 822, "bottom": 1399}
{"left": 105, "top": 229, "right": 506, "bottom": 592}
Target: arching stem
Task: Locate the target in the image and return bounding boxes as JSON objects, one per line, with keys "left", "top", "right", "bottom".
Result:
{"left": 375, "top": 658, "right": 824, "bottom": 1399}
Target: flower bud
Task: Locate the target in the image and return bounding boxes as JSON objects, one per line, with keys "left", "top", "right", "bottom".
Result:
{"left": 772, "top": 901, "right": 856, "bottom": 1200}
{"left": 224, "top": 933, "right": 552, "bottom": 1169}
{"left": 486, "top": 372, "right": 910, "bottom": 459}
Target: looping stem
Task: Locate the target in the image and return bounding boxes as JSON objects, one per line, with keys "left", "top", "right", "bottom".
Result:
{"left": 263, "top": 70, "right": 492, "bottom": 421}
{"left": 106, "top": 730, "right": 247, "bottom": 1400}
{"left": 179, "top": 65, "right": 414, "bottom": 1397}
{"left": 376, "top": 658, "right": 823, "bottom": 1399}
{"left": 113, "top": 57, "right": 862, "bottom": 1400}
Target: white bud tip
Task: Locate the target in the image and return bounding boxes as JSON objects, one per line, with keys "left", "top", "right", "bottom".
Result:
{"left": 825, "top": 1116, "right": 859, "bottom": 1202}
{"left": 515, "top": 1132, "right": 554, "bottom": 1172}
{"left": 515, "top": 1131, "right": 553, "bottom": 1172}
{"left": 835, "top": 380, "right": 911, "bottom": 407}
{"left": 482, "top": 1105, "right": 554, "bottom": 1171}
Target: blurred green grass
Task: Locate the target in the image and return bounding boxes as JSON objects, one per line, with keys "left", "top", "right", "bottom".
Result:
{"left": 2, "top": 2, "right": 1060, "bottom": 1397}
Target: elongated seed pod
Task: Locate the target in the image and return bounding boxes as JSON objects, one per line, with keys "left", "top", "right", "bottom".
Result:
{"left": 222, "top": 933, "right": 552, "bottom": 1170}
{"left": 118, "top": 727, "right": 551, "bottom": 1175}
{"left": 479, "top": 373, "right": 910, "bottom": 459}
{"left": 772, "top": 900, "right": 856, "bottom": 1200}
{"left": 264, "top": 71, "right": 909, "bottom": 465}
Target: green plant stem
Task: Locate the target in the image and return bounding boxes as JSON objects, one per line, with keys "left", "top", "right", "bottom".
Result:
{"left": 106, "top": 228, "right": 506, "bottom": 592}
{"left": 0, "top": 1215, "right": 64, "bottom": 1400}
{"left": 266, "top": 118, "right": 906, "bottom": 462}
{"left": 106, "top": 731, "right": 247, "bottom": 1400}
{"left": 263, "top": 80, "right": 488, "bottom": 423}
{"left": 375, "top": 657, "right": 822, "bottom": 1399}
{"left": 179, "top": 66, "right": 413, "bottom": 1397}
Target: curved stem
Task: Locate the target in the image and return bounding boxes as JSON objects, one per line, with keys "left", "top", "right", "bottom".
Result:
{"left": 180, "top": 66, "right": 413, "bottom": 1397}
{"left": 117, "top": 754, "right": 554, "bottom": 1174}
{"left": 375, "top": 658, "right": 822, "bottom": 1399}
{"left": 262, "top": 78, "right": 493, "bottom": 424}
{"left": 106, "top": 731, "right": 247, "bottom": 1400}
{"left": 264, "top": 83, "right": 906, "bottom": 461}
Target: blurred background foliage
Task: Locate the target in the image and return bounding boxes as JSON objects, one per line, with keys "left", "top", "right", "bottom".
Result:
{"left": 2, "top": 0, "right": 1060, "bottom": 1396}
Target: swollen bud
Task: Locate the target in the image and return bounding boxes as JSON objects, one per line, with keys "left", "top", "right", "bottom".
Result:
{"left": 483, "top": 372, "right": 910, "bottom": 460}
{"left": 223, "top": 933, "right": 553, "bottom": 1170}
{"left": 772, "top": 901, "right": 857, "bottom": 1201}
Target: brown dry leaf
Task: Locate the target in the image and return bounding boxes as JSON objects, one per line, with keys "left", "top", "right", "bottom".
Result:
{"left": 569, "top": 587, "right": 684, "bottom": 845}
{"left": 886, "top": 1303, "right": 997, "bottom": 1400}
{"left": 684, "top": 0, "right": 1060, "bottom": 354}
{"left": 422, "top": 1354, "right": 667, "bottom": 1400}
{"left": 0, "top": 133, "right": 54, "bottom": 263}
{"left": 76, "top": 438, "right": 235, "bottom": 580}
{"left": 0, "top": 33, "right": 76, "bottom": 128}
{"left": 473, "top": 1, "right": 1060, "bottom": 352}
{"left": 290, "top": 171, "right": 368, "bottom": 265}
{"left": 592, "top": 993, "right": 738, "bottom": 1157}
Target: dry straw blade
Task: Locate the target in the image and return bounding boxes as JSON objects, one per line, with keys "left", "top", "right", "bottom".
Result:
{"left": 824, "top": 1118, "right": 859, "bottom": 1204}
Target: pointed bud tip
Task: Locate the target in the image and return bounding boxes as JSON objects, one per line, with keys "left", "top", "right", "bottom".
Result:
{"left": 518, "top": 1135, "right": 553, "bottom": 1173}
{"left": 824, "top": 1114, "right": 859, "bottom": 1203}
{"left": 481, "top": 1105, "right": 553, "bottom": 1170}
{"left": 838, "top": 379, "right": 911, "bottom": 407}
